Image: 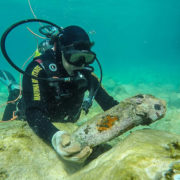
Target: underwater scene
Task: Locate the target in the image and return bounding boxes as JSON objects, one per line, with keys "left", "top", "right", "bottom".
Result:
{"left": 0, "top": 0, "right": 180, "bottom": 179}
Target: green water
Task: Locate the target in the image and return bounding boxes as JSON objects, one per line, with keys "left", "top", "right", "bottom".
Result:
{"left": 0, "top": 0, "right": 180, "bottom": 134}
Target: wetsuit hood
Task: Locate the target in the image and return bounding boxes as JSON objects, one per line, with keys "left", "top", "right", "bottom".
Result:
{"left": 59, "top": 26, "right": 91, "bottom": 50}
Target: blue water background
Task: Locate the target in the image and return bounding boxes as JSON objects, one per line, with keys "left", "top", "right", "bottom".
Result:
{"left": 0, "top": 0, "right": 180, "bottom": 134}
{"left": 0, "top": 0, "right": 180, "bottom": 81}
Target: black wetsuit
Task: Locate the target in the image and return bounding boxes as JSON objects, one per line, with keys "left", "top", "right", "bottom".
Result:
{"left": 3, "top": 50, "right": 118, "bottom": 144}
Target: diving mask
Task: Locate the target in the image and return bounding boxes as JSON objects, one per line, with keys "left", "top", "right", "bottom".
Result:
{"left": 63, "top": 49, "right": 96, "bottom": 66}
{"left": 61, "top": 41, "right": 96, "bottom": 66}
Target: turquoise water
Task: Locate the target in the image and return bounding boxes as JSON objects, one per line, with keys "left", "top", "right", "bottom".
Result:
{"left": 0, "top": 0, "right": 180, "bottom": 134}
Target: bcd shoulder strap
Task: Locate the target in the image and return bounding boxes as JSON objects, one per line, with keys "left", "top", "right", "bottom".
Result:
{"left": 34, "top": 58, "right": 59, "bottom": 78}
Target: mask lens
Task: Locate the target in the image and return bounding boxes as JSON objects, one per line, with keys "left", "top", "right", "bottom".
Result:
{"left": 65, "top": 50, "right": 96, "bottom": 66}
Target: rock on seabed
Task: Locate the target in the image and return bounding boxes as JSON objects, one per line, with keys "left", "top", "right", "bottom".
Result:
{"left": 0, "top": 121, "right": 180, "bottom": 180}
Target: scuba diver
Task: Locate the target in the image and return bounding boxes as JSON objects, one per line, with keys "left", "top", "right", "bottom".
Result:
{"left": 0, "top": 24, "right": 119, "bottom": 163}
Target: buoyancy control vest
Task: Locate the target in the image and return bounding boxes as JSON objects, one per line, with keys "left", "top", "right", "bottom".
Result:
{"left": 33, "top": 50, "right": 88, "bottom": 101}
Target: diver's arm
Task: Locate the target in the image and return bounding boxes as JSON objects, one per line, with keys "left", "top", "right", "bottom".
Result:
{"left": 89, "top": 73, "right": 119, "bottom": 111}
{"left": 22, "top": 62, "right": 59, "bottom": 143}
{"left": 25, "top": 108, "right": 59, "bottom": 143}
{"left": 23, "top": 62, "right": 92, "bottom": 162}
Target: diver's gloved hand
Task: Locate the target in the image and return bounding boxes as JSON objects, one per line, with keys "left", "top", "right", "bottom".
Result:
{"left": 52, "top": 131, "right": 92, "bottom": 163}
{"left": 82, "top": 97, "right": 93, "bottom": 114}
{"left": 0, "top": 70, "right": 20, "bottom": 91}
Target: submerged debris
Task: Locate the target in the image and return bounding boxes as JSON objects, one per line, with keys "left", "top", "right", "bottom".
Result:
{"left": 70, "top": 94, "right": 166, "bottom": 148}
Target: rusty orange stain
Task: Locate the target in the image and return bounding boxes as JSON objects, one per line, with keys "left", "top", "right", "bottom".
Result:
{"left": 97, "top": 115, "right": 119, "bottom": 132}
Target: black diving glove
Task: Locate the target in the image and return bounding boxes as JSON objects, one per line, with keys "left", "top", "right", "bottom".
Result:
{"left": 82, "top": 97, "right": 93, "bottom": 114}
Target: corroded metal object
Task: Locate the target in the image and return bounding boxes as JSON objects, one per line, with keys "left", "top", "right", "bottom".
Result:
{"left": 71, "top": 94, "right": 166, "bottom": 148}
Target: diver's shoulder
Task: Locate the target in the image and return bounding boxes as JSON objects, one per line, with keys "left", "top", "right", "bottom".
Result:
{"left": 24, "top": 59, "right": 45, "bottom": 74}
{"left": 24, "top": 49, "right": 55, "bottom": 74}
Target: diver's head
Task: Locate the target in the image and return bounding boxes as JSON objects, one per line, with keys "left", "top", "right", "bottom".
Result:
{"left": 61, "top": 54, "right": 85, "bottom": 76}
{"left": 58, "top": 26, "right": 96, "bottom": 75}
{"left": 60, "top": 25, "right": 91, "bottom": 48}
